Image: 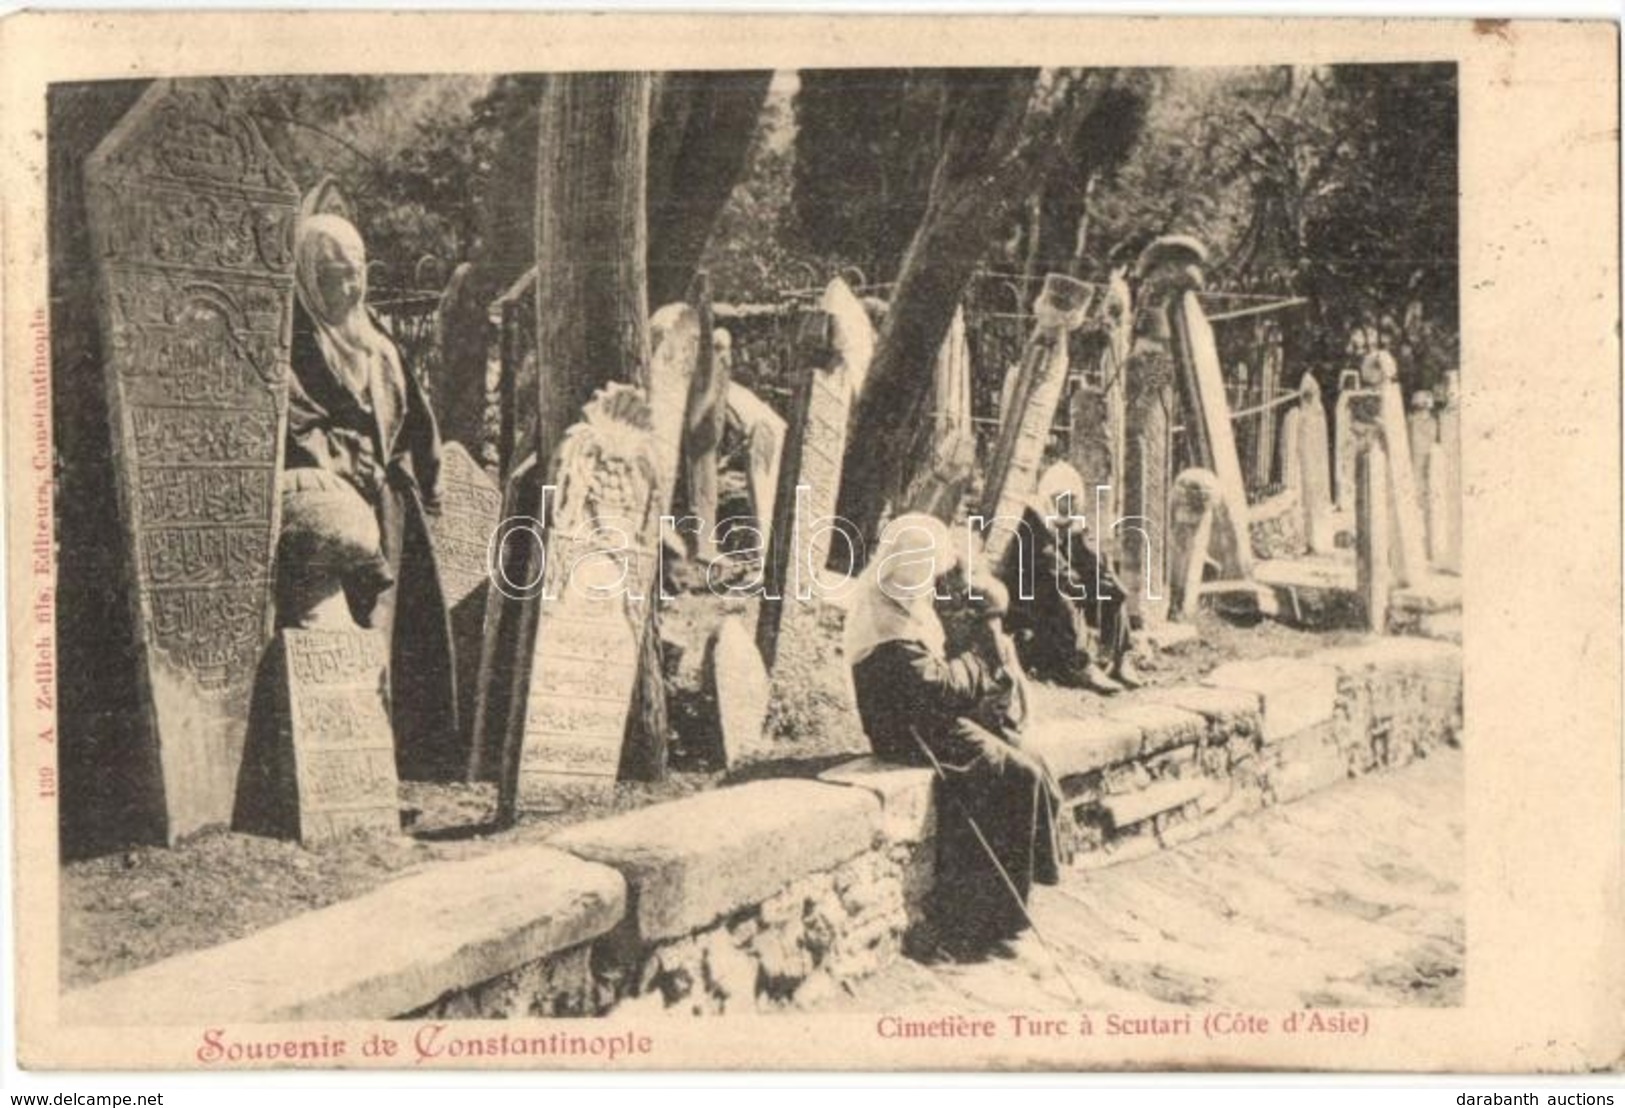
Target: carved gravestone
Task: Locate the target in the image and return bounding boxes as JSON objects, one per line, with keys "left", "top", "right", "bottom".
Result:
{"left": 502, "top": 385, "right": 661, "bottom": 812}
{"left": 1435, "top": 371, "right": 1462, "bottom": 573}
{"left": 299, "top": 175, "right": 356, "bottom": 225}
{"left": 424, "top": 443, "right": 503, "bottom": 761}
{"left": 1120, "top": 330, "right": 1175, "bottom": 624}
{"left": 703, "top": 616, "right": 771, "bottom": 768}
{"left": 758, "top": 277, "right": 871, "bottom": 665}
{"left": 1170, "top": 287, "right": 1253, "bottom": 581}
{"left": 280, "top": 629, "right": 400, "bottom": 846}
{"left": 756, "top": 278, "right": 874, "bottom": 751}
{"left": 1408, "top": 391, "right": 1439, "bottom": 559}
{"left": 978, "top": 273, "right": 1093, "bottom": 571}
{"left": 904, "top": 307, "right": 976, "bottom": 520}
{"left": 647, "top": 302, "right": 703, "bottom": 515}
{"left": 1356, "top": 440, "right": 1393, "bottom": 633}
{"left": 467, "top": 453, "right": 541, "bottom": 783}
{"left": 1333, "top": 369, "right": 1380, "bottom": 513}
{"left": 1365, "top": 351, "right": 1427, "bottom": 589}
{"left": 1298, "top": 374, "right": 1336, "bottom": 554}
{"left": 85, "top": 80, "right": 298, "bottom": 842}
{"left": 1167, "top": 468, "right": 1219, "bottom": 622}
{"left": 1279, "top": 406, "right": 1303, "bottom": 493}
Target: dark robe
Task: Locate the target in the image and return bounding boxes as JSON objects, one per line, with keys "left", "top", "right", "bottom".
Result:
{"left": 285, "top": 301, "right": 459, "bottom": 780}
{"left": 1001, "top": 504, "right": 1131, "bottom": 685}
{"left": 851, "top": 638, "right": 1061, "bottom": 949}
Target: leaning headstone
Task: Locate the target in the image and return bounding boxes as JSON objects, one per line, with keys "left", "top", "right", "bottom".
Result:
{"left": 646, "top": 302, "right": 703, "bottom": 514}
{"left": 467, "top": 454, "right": 542, "bottom": 782}
{"left": 1425, "top": 441, "right": 1452, "bottom": 571}
{"left": 757, "top": 277, "right": 872, "bottom": 666}
{"left": 1166, "top": 469, "right": 1219, "bottom": 622}
{"left": 1278, "top": 406, "right": 1304, "bottom": 494}
{"left": 1254, "top": 328, "right": 1284, "bottom": 488}
{"left": 904, "top": 307, "right": 977, "bottom": 520}
{"left": 977, "top": 273, "right": 1093, "bottom": 571}
{"left": 1365, "top": 351, "right": 1427, "bottom": 589}
{"left": 1170, "top": 287, "right": 1253, "bottom": 580}
{"left": 425, "top": 443, "right": 503, "bottom": 762}
{"left": 1408, "top": 391, "right": 1438, "bottom": 483}
{"left": 727, "top": 382, "right": 787, "bottom": 557}
{"left": 1119, "top": 325, "right": 1176, "bottom": 624}
{"left": 502, "top": 385, "right": 662, "bottom": 813}
{"left": 1356, "top": 440, "right": 1392, "bottom": 633}
{"left": 280, "top": 629, "right": 400, "bottom": 846}
{"left": 1298, "top": 374, "right": 1336, "bottom": 554}
{"left": 236, "top": 470, "right": 398, "bottom": 844}
{"left": 1067, "top": 384, "right": 1115, "bottom": 539}
{"left": 756, "top": 278, "right": 874, "bottom": 750}
{"left": 684, "top": 304, "right": 731, "bottom": 561}
{"left": 1435, "top": 371, "right": 1463, "bottom": 573}
{"left": 703, "top": 617, "right": 771, "bottom": 767}
{"left": 299, "top": 175, "right": 356, "bottom": 226}
{"left": 85, "top": 80, "right": 299, "bottom": 842}
{"left": 1408, "top": 391, "right": 1439, "bottom": 558}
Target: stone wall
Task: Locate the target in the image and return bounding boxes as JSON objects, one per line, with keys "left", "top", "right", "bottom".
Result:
{"left": 62, "top": 638, "right": 1462, "bottom": 1025}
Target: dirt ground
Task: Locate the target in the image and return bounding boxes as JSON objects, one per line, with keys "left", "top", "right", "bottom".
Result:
{"left": 60, "top": 586, "right": 1359, "bottom": 991}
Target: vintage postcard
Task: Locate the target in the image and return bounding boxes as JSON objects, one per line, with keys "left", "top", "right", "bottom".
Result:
{"left": 2, "top": 11, "right": 1619, "bottom": 1074}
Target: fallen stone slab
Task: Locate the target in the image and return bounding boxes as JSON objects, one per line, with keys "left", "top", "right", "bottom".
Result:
{"left": 819, "top": 756, "right": 936, "bottom": 845}
{"left": 1204, "top": 657, "right": 1341, "bottom": 743}
{"left": 61, "top": 846, "right": 625, "bottom": 1025}
{"left": 550, "top": 779, "right": 882, "bottom": 943}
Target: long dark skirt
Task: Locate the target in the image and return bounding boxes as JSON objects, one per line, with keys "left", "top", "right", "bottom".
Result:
{"left": 927, "top": 720, "right": 1062, "bottom": 948}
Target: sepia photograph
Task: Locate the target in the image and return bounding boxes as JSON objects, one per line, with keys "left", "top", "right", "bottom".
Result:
{"left": 2, "top": 11, "right": 1618, "bottom": 1077}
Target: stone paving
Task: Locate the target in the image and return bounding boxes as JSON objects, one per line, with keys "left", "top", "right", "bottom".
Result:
{"left": 807, "top": 744, "right": 1464, "bottom": 1013}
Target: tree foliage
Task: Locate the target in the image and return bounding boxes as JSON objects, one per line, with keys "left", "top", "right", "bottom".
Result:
{"left": 1087, "top": 64, "right": 1458, "bottom": 390}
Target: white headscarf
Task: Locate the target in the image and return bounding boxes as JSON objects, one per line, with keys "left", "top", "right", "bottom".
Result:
{"left": 844, "top": 513, "right": 960, "bottom": 667}
{"left": 1034, "top": 460, "right": 1087, "bottom": 523}
{"left": 293, "top": 214, "right": 406, "bottom": 414}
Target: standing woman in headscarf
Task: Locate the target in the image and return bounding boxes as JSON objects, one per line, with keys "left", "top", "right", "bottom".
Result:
{"left": 285, "top": 214, "right": 457, "bottom": 780}
{"left": 846, "top": 514, "right": 1062, "bottom": 953}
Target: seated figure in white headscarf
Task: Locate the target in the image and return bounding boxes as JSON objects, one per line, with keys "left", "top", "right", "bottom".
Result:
{"left": 1000, "top": 461, "right": 1141, "bottom": 695}
{"left": 846, "top": 514, "right": 1061, "bottom": 953}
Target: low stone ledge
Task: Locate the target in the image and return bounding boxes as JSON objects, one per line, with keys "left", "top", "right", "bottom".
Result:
{"left": 1315, "top": 636, "right": 1463, "bottom": 680}
{"left": 549, "top": 779, "right": 882, "bottom": 944}
{"left": 818, "top": 756, "right": 937, "bottom": 845}
{"left": 61, "top": 846, "right": 625, "bottom": 1025}
{"left": 1205, "top": 657, "right": 1341, "bottom": 743}
{"left": 1317, "top": 638, "right": 1463, "bottom": 766}
{"left": 1140, "top": 684, "right": 1263, "bottom": 744}
{"left": 1026, "top": 715, "right": 1143, "bottom": 784}
{"left": 1101, "top": 701, "right": 1208, "bottom": 757}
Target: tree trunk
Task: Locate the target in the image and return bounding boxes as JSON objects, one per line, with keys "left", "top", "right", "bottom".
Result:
{"left": 502, "top": 73, "right": 668, "bottom": 790}
{"left": 839, "top": 70, "right": 1107, "bottom": 553}
{"left": 534, "top": 73, "right": 653, "bottom": 453}
{"left": 647, "top": 71, "right": 773, "bottom": 308}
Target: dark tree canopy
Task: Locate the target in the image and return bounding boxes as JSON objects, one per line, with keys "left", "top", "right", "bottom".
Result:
{"left": 788, "top": 69, "right": 942, "bottom": 283}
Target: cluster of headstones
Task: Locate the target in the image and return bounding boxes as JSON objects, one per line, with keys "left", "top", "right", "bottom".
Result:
{"left": 86, "top": 80, "right": 1318, "bottom": 853}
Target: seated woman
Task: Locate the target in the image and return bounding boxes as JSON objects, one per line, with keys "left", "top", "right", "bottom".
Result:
{"left": 284, "top": 213, "right": 456, "bottom": 779}
{"left": 1001, "top": 461, "right": 1142, "bottom": 695}
{"left": 846, "top": 514, "right": 1062, "bottom": 953}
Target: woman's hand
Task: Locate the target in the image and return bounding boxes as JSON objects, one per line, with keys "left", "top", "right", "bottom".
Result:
{"left": 971, "top": 576, "right": 1010, "bottom": 625}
